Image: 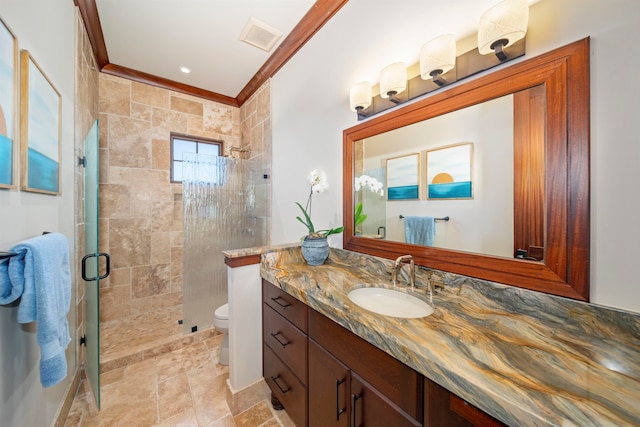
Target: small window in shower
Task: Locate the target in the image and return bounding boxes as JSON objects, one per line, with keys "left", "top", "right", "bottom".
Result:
{"left": 170, "top": 133, "right": 224, "bottom": 183}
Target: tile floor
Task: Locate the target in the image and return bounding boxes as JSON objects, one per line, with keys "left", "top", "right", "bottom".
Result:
{"left": 65, "top": 307, "right": 293, "bottom": 426}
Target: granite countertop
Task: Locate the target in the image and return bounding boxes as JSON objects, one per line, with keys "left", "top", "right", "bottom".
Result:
{"left": 260, "top": 247, "right": 640, "bottom": 427}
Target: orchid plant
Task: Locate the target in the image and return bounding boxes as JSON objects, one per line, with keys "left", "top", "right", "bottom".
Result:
{"left": 353, "top": 175, "right": 384, "bottom": 234}
{"left": 295, "top": 169, "right": 344, "bottom": 239}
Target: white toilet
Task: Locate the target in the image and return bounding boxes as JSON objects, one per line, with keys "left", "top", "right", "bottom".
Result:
{"left": 214, "top": 303, "right": 229, "bottom": 365}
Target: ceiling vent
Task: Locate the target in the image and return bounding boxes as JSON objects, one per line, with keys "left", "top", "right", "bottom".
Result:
{"left": 239, "top": 17, "right": 283, "bottom": 52}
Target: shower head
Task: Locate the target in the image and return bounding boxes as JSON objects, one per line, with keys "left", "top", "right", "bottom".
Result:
{"left": 228, "top": 146, "right": 251, "bottom": 158}
{"left": 230, "top": 146, "right": 250, "bottom": 153}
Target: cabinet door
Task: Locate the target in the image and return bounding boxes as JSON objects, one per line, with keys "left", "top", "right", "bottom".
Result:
{"left": 309, "top": 340, "right": 350, "bottom": 427}
{"left": 424, "top": 378, "right": 506, "bottom": 427}
{"left": 351, "top": 372, "right": 422, "bottom": 427}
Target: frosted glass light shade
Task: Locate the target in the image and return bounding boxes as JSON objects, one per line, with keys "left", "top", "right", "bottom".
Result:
{"left": 478, "top": 0, "right": 529, "bottom": 55}
{"left": 420, "top": 34, "right": 456, "bottom": 80}
{"left": 379, "top": 62, "right": 407, "bottom": 98}
{"left": 350, "top": 81, "right": 372, "bottom": 111}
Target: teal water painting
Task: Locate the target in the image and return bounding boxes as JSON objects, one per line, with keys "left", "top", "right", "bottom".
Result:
{"left": 0, "top": 134, "right": 12, "bottom": 185}
{"left": 27, "top": 147, "right": 58, "bottom": 192}
{"left": 21, "top": 50, "right": 61, "bottom": 194}
{"left": 387, "top": 153, "right": 419, "bottom": 200}
{"left": 1, "top": 17, "right": 16, "bottom": 188}
{"left": 388, "top": 184, "right": 419, "bottom": 200}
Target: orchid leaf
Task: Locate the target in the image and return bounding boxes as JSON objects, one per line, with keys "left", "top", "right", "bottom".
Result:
{"left": 295, "top": 201, "right": 314, "bottom": 232}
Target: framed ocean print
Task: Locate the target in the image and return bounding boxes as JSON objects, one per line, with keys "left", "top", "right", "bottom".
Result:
{"left": 386, "top": 153, "right": 419, "bottom": 200}
{"left": 0, "top": 16, "right": 18, "bottom": 189}
{"left": 20, "top": 50, "right": 62, "bottom": 195}
{"left": 426, "top": 142, "right": 473, "bottom": 199}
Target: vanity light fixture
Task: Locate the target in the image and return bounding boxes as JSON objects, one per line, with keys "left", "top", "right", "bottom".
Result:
{"left": 420, "top": 34, "right": 456, "bottom": 87}
{"left": 478, "top": 0, "right": 529, "bottom": 61}
{"left": 349, "top": 0, "right": 528, "bottom": 121}
{"left": 379, "top": 62, "right": 407, "bottom": 104}
{"left": 350, "top": 81, "right": 373, "bottom": 120}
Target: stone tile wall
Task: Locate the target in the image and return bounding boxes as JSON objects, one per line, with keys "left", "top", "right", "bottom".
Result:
{"left": 98, "top": 74, "right": 271, "bottom": 324}
{"left": 240, "top": 80, "right": 272, "bottom": 243}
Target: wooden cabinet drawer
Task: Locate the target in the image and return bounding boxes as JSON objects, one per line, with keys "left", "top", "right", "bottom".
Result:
{"left": 264, "top": 344, "right": 308, "bottom": 427}
{"left": 263, "top": 303, "right": 308, "bottom": 384}
{"left": 263, "top": 279, "right": 308, "bottom": 333}
{"left": 309, "top": 308, "right": 423, "bottom": 421}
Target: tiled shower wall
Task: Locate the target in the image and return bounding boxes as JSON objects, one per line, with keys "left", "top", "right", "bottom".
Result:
{"left": 240, "top": 80, "right": 272, "bottom": 244}
{"left": 97, "top": 74, "right": 271, "bottom": 324}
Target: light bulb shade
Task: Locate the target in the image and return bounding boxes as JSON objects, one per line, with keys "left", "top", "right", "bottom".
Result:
{"left": 349, "top": 81, "right": 372, "bottom": 111}
{"left": 379, "top": 62, "right": 407, "bottom": 99}
{"left": 478, "top": 0, "right": 529, "bottom": 55}
{"left": 420, "top": 34, "right": 456, "bottom": 80}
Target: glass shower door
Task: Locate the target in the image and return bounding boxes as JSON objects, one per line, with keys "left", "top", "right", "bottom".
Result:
{"left": 82, "top": 120, "right": 106, "bottom": 408}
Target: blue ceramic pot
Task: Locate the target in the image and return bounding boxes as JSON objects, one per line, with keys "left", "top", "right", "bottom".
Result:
{"left": 301, "top": 236, "right": 329, "bottom": 265}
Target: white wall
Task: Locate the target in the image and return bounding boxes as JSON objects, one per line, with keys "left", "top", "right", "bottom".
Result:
{"left": 271, "top": 0, "right": 640, "bottom": 313}
{"left": 0, "top": 0, "right": 77, "bottom": 425}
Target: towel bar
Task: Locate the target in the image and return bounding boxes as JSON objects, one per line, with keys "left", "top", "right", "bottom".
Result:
{"left": 1, "top": 232, "right": 54, "bottom": 261}
{"left": 0, "top": 251, "right": 18, "bottom": 260}
{"left": 399, "top": 215, "right": 449, "bottom": 221}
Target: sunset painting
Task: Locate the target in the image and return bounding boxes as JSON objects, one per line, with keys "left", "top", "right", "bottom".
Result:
{"left": 426, "top": 143, "right": 473, "bottom": 199}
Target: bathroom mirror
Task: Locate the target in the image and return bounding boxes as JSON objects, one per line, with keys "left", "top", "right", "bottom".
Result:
{"left": 343, "top": 38, "right": 590, "bottom": 301}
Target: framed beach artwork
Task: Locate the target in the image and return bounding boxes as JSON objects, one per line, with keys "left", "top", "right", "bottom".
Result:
{"left": 426, "top": 142, "right": 473, "bottom": 199}
{"left": 20, "top": 50, "right": 62, "bottom": 195}
{"left": 386, "top": 153, "right": 419, "bottom": 200}
{"left": 0, "top": 16, "right": 18, "bottom": 189}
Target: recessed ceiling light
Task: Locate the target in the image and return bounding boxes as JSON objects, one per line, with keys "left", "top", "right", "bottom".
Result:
{"left": 180, "top": 66, "right": 191, "bottom": 74}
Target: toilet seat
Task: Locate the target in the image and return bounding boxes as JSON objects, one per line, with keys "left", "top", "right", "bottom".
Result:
{"left": 215, "top": 303, "right": 229, "bottom": 320}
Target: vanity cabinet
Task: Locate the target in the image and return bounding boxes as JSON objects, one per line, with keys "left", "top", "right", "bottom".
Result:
{"left": 309, "top": 339, "right": 421, "bottom": 427}
{"left": 308, "top": 308, "right": 423, "bottom": 427}
{"left": 262, "top": 280, "right": 308, "bottom": 427}
{"left": 262, "top": 279, "right": 506, "bottom": 427}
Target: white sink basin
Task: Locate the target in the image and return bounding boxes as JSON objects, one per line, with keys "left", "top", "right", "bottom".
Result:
{"left": 347, "top": 287, "right": 434, "bottom": 318}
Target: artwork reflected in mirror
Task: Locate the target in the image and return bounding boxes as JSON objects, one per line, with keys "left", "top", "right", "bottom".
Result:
{"left": 354, "top": 93, "right": 521, "bottom": 259}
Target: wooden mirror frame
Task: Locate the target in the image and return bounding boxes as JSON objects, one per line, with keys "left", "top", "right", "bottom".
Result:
{"left": 343, "top": 38, "right": 590, "bottom": 301}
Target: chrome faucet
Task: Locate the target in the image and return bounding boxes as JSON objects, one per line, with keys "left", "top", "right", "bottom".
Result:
{"left": 392, "top": 255, "right": 415, "bottom": 291}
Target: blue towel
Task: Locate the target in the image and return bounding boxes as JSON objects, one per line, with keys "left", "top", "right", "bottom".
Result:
{"left": 404, "top": 216, "right": 436, "bottom": 246}
{"left": 0, "top": 256, "right": 24, "bottom": 305}
{"left": 0, "top": 233, "right": 71, "bottom": 387}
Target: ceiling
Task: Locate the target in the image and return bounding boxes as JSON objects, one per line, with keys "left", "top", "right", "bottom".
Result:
{"left": 77, "top": 0, "right": 539, "bottom": 108}
{"left": 77, "top": 0, "right": 347, "bottom": 106}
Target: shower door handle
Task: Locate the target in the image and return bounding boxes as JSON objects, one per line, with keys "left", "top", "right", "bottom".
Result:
{"left": 82, "top": 252, "right": 111, "bottom": 281}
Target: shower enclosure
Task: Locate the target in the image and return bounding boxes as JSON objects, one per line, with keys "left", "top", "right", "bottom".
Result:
{"left": 182, "top": 152, "right": 268, "bottom": 333}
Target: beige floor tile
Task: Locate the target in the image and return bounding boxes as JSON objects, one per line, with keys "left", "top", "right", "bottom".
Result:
{"left": 233, "top": 401, "right": 274, "bottom": 427}
{"left": 66, "top": 306, "right": 282, "bottom": 427}
{"left": 206, "top": 414, "right": 236, "bottom": 427}
{"left": 158, "top": 373, "right": 193, "bottom": 421}
{"left": 152, "top": 407, "right": 200, "bottom": 427}
{"left": 189, "top": 371, "right": 232, "bottom": 426}
{"left": 156, "top": 341, "right": 211, "bottom": 381}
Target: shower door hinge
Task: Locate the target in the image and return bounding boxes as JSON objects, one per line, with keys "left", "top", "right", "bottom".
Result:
{"left": 78, "top": 156, "right": 86, "bottom": 167}
{"left": 80, "top": 335, "right": 86, "bottom": 346}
